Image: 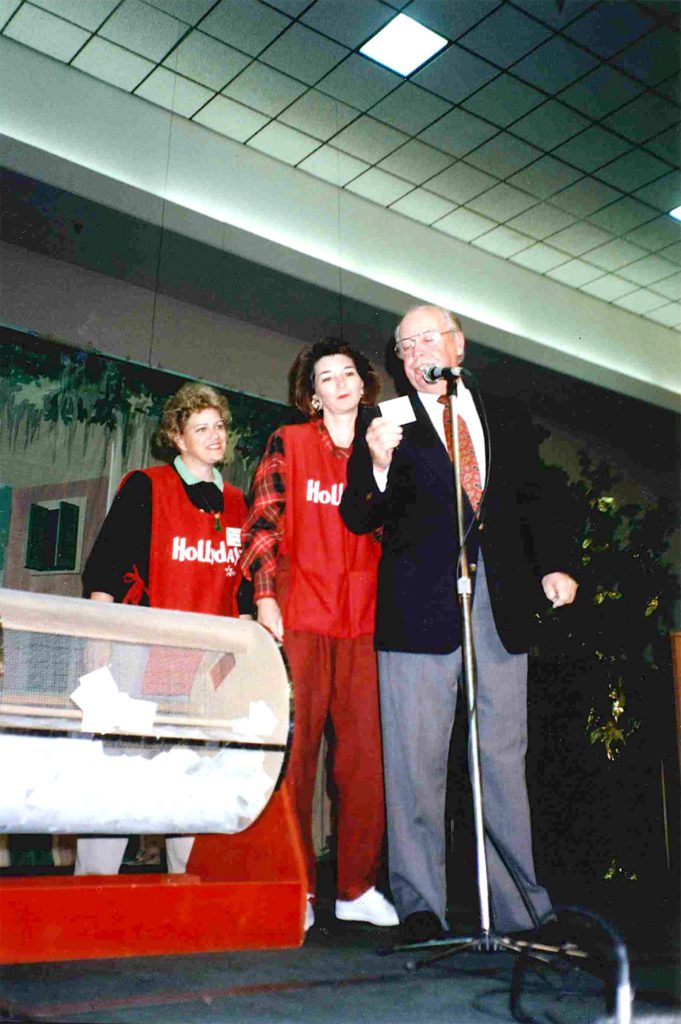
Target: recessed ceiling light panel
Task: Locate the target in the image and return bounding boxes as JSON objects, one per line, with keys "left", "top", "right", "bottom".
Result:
{"left": 669, "top": 206, "right": 681, "bottom": 222}
{"left": 360, "top": 13, "right": 447, "bottom": 77}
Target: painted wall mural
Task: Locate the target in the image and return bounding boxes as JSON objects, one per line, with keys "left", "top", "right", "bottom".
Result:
{"left": 0, "top": 325, "right": 288, "bottom": 596}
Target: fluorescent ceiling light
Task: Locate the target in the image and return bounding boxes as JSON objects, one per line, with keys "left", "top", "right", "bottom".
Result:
{"left": 360, "top": 13, "right": 447, "bottom": 77}
{"left": 669, "top": 206, "right": 681, "bottom": 221}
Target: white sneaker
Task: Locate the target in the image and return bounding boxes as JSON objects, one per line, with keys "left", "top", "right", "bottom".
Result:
{"left": 304, "top": 896, "right": 315, "bottom": 932}
{"left": 335, "top": 887, "right": 399, "bottom": 927}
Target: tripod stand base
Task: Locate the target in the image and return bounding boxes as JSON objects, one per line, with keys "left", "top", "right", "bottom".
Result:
{"left": 378, "top": 930, "right": 586, "bottom": 966}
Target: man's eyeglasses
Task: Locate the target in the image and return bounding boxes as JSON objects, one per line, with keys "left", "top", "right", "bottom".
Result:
{"left": 394, "top": 328, "right": 456, "bottom": 359}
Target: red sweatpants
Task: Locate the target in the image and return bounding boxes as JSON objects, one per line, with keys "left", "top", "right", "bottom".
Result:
{"left": 283, "top": 630, "right": 386, "bottom": 901}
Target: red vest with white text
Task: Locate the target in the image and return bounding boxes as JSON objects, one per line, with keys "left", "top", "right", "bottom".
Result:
{"left": 130, "top": 464, "right": 246, "bottom": 617}
{"left": 279, "top": 422, "right": 379, "bottom": 638}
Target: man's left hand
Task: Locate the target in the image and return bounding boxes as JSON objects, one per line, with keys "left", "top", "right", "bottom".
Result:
{"left": 541, "top": 572, "right": 578, "bottom": 608}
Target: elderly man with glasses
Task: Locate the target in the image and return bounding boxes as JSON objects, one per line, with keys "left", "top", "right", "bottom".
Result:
{"left": 340, "top": 304, "right": 577, "bottom": 945}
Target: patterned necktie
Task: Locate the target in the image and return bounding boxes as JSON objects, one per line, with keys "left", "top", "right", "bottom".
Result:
{"left": 438, "top": 394, "right": 482, "bottom": 512}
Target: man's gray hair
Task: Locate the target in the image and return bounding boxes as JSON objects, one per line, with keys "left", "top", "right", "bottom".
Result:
{"left": 394, "top": 305, "right": 463, "bottom": 344}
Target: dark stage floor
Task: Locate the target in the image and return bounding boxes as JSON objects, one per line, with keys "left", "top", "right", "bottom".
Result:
{"left": 1, "top": 870, "right": 678, "bottom": 1024}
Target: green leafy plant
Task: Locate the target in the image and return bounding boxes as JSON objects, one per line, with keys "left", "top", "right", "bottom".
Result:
{"left": 529, "top": 453, "right": 678, "bottom": 890}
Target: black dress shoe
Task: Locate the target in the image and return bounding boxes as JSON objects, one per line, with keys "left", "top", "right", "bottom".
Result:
{"left": 509, "top": 915, "right": 576, "bottom": 949}
{"left": 400, "top": 911, "right": 446, "bottom": 944}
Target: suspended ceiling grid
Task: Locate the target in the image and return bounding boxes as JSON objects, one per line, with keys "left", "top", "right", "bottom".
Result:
{"left": 1, "top": 0, "right": 680, "bottom": 332}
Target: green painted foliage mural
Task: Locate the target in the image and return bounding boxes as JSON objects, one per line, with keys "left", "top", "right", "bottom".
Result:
{"left": 0, "top": 328, "right": 288, "bottom": 491}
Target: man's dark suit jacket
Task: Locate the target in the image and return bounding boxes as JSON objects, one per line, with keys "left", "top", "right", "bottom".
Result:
{"left": 340, "top": 389, "right": 572, "bottom": 656}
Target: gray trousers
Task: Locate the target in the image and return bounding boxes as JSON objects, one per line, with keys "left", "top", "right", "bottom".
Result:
{"left": 75, "top": 836, "right": 194, "bottom": 875}
{"left": 378, "top": 557, "right": 551, "bottom": 933}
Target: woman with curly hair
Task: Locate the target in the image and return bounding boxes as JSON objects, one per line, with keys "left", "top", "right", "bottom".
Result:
{"left": 240, "top": 338, "right": 397, "bottom": 932}
{"left": 76, "top": 381, "right": 249, "bottom": 876}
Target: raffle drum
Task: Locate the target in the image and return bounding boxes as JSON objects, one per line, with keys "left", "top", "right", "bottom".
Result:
{"left": 0, "top": 588, "right": 307, "bottom": 962}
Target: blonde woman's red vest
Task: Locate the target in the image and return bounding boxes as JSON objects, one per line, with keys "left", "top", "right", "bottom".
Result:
{"left": 123, "top": 464, "right": 246, "bottom": 618}
{"left": 278, "top": 422, "right": 379, "bottom": 639}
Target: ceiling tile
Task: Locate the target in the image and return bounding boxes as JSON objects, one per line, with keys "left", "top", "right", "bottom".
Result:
{"left": 389, "top": 188, "right": 455, "bottom": 225}
{"left": 473, "top": 225, "right": 533, "bottom": 257}
{"left": 549, "top": 221, "right": 613, "bottom": 256}
{"left": 136, "top": 66, "right": 212, "bottom": 116}
{"left": 466, "top": 182, "right": 537, "bottom": 221}
{"left": 507, "top": 202, "right": 576, "bottom": 240}
{"left": 435, "top": 207, "right": 497, "bottom": 241}
{"left": 546, "top": 258, "right": 604, "bottom": 286}
{"left": 511, "top": 35, "right": 598, "bottom": 92}
{"left": 193, "top": 94, "right": 269, "bottom": 142}
{"left": 32, "top": 0, "right": 118, "bottom": 30}
{"left": 458, "top": 4, "right": 552, "bottom": 68}
{"left": 644, "top": 127, "right": 681, "bottom": 168}
{"left": 580, "top": 238, "right": 649, "bottom": 272}
{"left": 465, "top": 133, "right": 542, "bottom": 178}
{"left": 614, "top": 288, "right": 666, "bottom": 314}
{"left": 657, "top": 72, "right": 680, "bottom": 104}
{"left": 260, "top": 25, "right": 349, "bottom": 87}
{"left": 223, "top": 61, "right": 307, "bottom": 116}
{"left": 559, "top": 65, "right": 642, "bottom": 118}
{"left": 550, "top": 176, "right": 623, "bottom": 217}
{"left": 201, "top": 0, "right": 290, "bottom": 57}
{"left": 511, "top": 101, "right": 590, "bottom": 150}
{"left": 73, "top": 37, "right": 154, "bottom": 91}
{"left": 145, "top": 0, "right": 214, "bottom": 24}
{"left": 626, "top": 214, "right": 681, "bottom": 250}
{"left": 580, "top": 275, "right": 636, "bottom": 301}
{"left": 418, "top": 107, "right": 497, "bottom": 158}
{"left": 462, "top": 74, "right": 544, "bottom": 128}
{"left": 99, "top": 0, "right": 185, "bottom": 61}
{"left": 370, "top": 83, "right": 451, "bottom": 135}
{"left": 553, "top": 126, "right": 632, "bottom": 174}
{"left": 510, "top": 0, "right": 597, "bottom": 31}
{"left": 163, "top": 31, "right": 250, "bottom": 90}
{"left": 587, "top": 196, "right": 657, "bottom": 233}
{"left": 604, "top": 93, "right": 680, "bottom": 144}
{"left": 0, "top": 0, "right": 21, "bottom": 24}
{"left": 404, "top": 0, "right": 502, "bottom": 40}
{"left": 266, "top": 0, "right": 309, "bottom": 14}
{"left": 649, "top": 272, "right": 681, "bottom": 300}
{"left": 563, "top": 1, "right": 654, "bottom": 59}
{"left": 298, "top": 146, "right": 369, "bottom": 187}
{"left": 301, "top": 0, "right": 392, "bottom": 48}
{"left": 614, "top": 28, "right": 680, "bottom": 85}
{"left": 659, "top": 241, "right": 681, "bottom": 266}
{"left": 411, "top": 44, "right": 498, "bottom": 104}
{"left": 595, "top": 150, "right": 672, "bottom": 193}
{"left": 278, "top": 90, "right": 358, "bottom": 141}
{"left": 345, "top": 168, "right": 413, "bottom": 206}
{"left": 508, "top": 156, "right": 583, "bottom": 199}
{"left": 510, "top": 243, "right": 569, "bottom": 272}
{"left": 427, "top": 162, "right": 498, "bottom": 203}
{"left": 633, "top": 170, "right": 681, "bottom": 211}
{"left": 4, "top": 2, "right": 88, "bottom": 60}
{"left": 379, "top": 140, "right": 453, "bottom": 186}
{"left": 646, "top": 302, "right": 681, "bottom": 326}
{"left": 333, "top": 116, "right": 408, "bottom": 163}
{"left": 618, "top": 255, "right": 680, "bottom": 287}
{"left": 248, "top": 121, "right": 319, "bottom": 165}
{"left": 317, "top": 53, "right": 400, "bottom": 108}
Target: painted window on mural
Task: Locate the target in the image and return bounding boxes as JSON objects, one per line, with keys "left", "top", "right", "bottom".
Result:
{"left": 25, "top": 498, "right": 84, "bottom": 573}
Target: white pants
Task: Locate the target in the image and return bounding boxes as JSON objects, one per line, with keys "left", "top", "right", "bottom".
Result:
{"left": 74, "top": 836, "right": 195, "bottom": 875}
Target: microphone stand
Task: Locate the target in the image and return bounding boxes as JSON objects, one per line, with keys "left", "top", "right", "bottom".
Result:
{"left": 379, "top": 374, "right": 630, "bottom": 1024}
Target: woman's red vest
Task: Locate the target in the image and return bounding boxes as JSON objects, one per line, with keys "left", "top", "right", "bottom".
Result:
{"left": 124, "top": 464, "right": 246, "bottom": 618}
{"left": 277, "top": 422, "right": 379, "bottom": 639}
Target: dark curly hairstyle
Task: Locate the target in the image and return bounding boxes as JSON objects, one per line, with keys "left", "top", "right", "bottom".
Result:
{"left": 154, "top": 382, "right": 231, "bottom": 458}
{"left": 290, "top": 338, "right": 381, "bottom": 420}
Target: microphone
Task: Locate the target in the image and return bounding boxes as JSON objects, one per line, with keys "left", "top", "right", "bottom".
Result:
{"left": 421, "top": 365, "right": 463, "bottom": 384}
